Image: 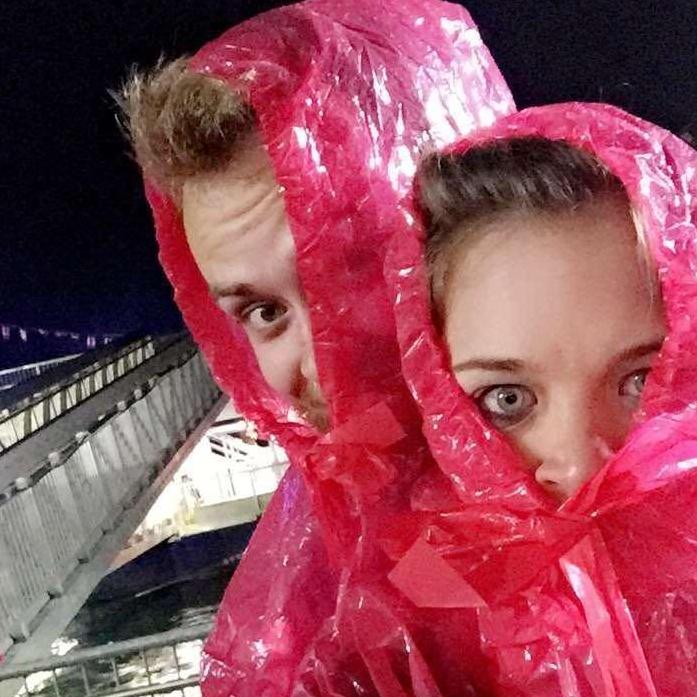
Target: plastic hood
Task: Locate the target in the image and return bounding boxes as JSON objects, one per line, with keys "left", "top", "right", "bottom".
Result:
{"left": 387, "top": 103, "right": 697, "bottom": 695}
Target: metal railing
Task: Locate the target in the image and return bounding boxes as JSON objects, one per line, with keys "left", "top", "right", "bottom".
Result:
{"left": 0, "top": 344, "right": 221, "bottom": 655}
{"left": 205, "top": 448, "right": 288, "bottom": 507}
{"left": 0, "top": 622, "right": 212, "bottom": 697}
{"left": 0, "top": 337, "right": 164, "bottom": 454}
{"left": 0, "top": 355, "right": 82, "bottom": 391}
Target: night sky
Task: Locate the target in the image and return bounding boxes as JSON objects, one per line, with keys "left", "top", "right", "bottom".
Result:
{"left": 2, "top": 0, "right": 696, "bottom": 367}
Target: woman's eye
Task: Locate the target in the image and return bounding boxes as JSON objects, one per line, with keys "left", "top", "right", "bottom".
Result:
{"left": 619, "top": 368, "right": 649, "bottom": 399}
{"left": 242, "top": 302, "right": 288, "bottom": 331}
{"left": 476, "top": 385, "right": 536, "bottom": 427}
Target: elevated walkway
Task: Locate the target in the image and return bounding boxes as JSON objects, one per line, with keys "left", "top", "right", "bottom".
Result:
{"left": 0, "top": 334, "right": 222, "bottom": 663}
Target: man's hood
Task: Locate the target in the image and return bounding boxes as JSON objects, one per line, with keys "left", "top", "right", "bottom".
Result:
{"left": 147, "top": 0, "right": 513, "bottom": 450}
{"left": 143, "top": 1, "right": 516, "bottom": 695}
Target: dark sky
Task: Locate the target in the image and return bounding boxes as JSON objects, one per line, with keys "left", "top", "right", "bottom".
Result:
{"left": 2, "top": 0, "right": 696, "bottom": 366}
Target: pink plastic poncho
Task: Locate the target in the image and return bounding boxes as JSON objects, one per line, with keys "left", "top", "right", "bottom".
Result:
{"left": 144, "top": 0, "right": 514, "bottom": 694}
{"left": 144, "top": 0, "right": 697, "bottom": 693}
{"left": 386, "top": 103, "right": 697, "bottom": 696}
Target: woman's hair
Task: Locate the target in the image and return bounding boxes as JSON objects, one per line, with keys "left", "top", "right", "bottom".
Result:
{"left": 418, "top": 137, "right": 650, "bottom": 319}
{"left": 116, "top": 57, "right": 258, "bottom": 197}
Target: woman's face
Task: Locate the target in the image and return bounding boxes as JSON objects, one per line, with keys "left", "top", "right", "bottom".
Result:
{"left": 443, "top": 197, "right": 666, "bottom": 501}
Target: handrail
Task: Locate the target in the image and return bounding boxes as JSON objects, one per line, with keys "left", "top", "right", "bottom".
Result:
{"left": 0, "top": 334, "right": 187, "bottom": 455}
{"left": 0, "top": 354, "right": 82, "bottom": 389}
{"left": 0, "top": 336, "right": 200, "bottom": 504}
{"left": 0, "top": 335, "right": 156, "bottom": 418}
{"left": 0, "top": 355, "right": 82, "bottom": 378}
{"left": 0, "top": 623, "right": 212, "bottom": 679}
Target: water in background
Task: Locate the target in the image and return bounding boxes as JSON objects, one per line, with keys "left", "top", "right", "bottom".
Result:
{"left": 62, "top": 563, "right": 231, "bottom": 647}
{"left": 26, "top": 564, "right": 233, "bottom": 697}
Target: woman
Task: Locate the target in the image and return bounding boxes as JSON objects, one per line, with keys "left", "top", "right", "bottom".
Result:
{"left": 421, "top": 136, "right": 665, "bottom": 501}
{"left": 388, "top": 103, "right": 697, "bottom": 694}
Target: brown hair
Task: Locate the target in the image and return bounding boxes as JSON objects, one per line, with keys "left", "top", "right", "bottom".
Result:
{"left": 116, "top": 57, "right": 257, "bottom": 198}
{"left": 418, "top": 137, "right": 646, "bottom": 319}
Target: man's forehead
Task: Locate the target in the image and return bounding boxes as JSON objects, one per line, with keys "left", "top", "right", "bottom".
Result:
{"left": 182, "top": 191, "right": 298, "bottom": 299}
{"left": 196, "top": 219, "right": 298, "bottom": 297}
{"left": 181, "top": 147, "right": 290, "bottom": 234}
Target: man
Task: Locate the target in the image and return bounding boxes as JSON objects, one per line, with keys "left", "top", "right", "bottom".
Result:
{"left": 120, "top": 0, "right": 513, "bottom": 437}
{"left": 120, "top": 0, "right": 514, "bottom": 693}
{"left": 122, "top": 59, "right": 329, "bottom": 428}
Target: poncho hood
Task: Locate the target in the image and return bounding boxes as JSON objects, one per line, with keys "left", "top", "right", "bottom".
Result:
{"left": 148, "top": 0, "right": 513, "bottom": 448}
{"left": 386, "top": 103, "right": 697, "bottom": 695}
{"left": 143, "top": 0, "right": 515, "bottom": 694}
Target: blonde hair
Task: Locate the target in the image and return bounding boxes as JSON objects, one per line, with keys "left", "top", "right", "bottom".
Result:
{"left": 116, "top": 57, "right": 257, "bottom": 198}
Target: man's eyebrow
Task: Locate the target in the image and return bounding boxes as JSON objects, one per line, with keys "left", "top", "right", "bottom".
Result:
{"left": 452, "top": 358, "right": 526, "bottom": 374}
{"left": 209, "top": 282, "right": 255, "bottom": 299}
{"left": 613, "top": 338, "right": 665, "bottom": 364}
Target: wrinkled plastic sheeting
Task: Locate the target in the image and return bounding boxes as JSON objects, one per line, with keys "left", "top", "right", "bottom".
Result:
{"left": 385, "top": 103, "right": 697, "bottom": 695}
{"left": 147, "top": 0, "right": 514, "bottom": 694}
{"left": 146, "top": 0, "right": 697, "bottom": 692}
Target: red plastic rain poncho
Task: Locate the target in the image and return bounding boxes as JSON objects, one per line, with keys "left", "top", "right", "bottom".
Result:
{"left": 144, "top": 0, "right": 697, "bottom": 693}
{"left": 383, "top": 102, "right": 697, "bottom": 696}
{"left": 146, "top": 0, "right": 513, "bottom": 694}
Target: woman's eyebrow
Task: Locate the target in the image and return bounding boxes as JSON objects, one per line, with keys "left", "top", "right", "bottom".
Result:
{"left": 613, "top": 338, "right": 665, "bottom": 364}
{"left": 452, "top": 358, "right": 526, "bottom": 374}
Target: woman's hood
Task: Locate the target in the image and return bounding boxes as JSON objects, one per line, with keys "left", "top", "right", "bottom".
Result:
{"left": 385, "top": 102, "right": 697, "bottom": 695}
{"left": 391, "top": 102, "right": 697, "bottom": 511}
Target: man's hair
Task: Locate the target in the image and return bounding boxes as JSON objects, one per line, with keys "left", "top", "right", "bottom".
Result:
{"left": 117, "top": 57, "right": 257, "bottom": 197}
{"left": 418, "top": 137, "right": 648, "bottom": 319}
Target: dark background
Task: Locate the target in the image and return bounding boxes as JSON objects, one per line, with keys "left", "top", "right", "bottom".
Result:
{"left": 2, "top": 0, "right": 696, "bottom": 367}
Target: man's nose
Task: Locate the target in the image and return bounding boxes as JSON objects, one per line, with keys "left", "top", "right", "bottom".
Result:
{"left": 533, "top": 413, "right": 614, "bottom": 501}
{"left": 297, "top": 313, "right": 319, "bottom": 385}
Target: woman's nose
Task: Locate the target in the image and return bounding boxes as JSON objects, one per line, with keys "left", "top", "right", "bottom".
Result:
{"left": 533, "top": 420, "right": 614, "bottom": 501}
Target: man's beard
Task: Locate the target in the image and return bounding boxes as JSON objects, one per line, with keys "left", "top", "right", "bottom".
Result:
{"left": 297, "top": 378, "right": 330, "bottom": 432}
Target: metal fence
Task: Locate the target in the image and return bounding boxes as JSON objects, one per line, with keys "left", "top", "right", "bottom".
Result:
{"left": 0, "top": 348, "right": 221, "bottom": 655}
{"left": 0, "top": 338, "right": 159, "bottom": 454}
{"left": 0, "top": 355, "right": 82, "bottom": 392}
{"left": 205, "top": 441, "right": 288, "bottom": 507}
{"left": 0, "top": 623, "right": 212, "bottom": 697}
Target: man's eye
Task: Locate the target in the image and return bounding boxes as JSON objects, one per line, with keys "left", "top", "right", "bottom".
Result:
{"left": 476, "top": 384, "right": 537, "bottom": 427}
{"left": 242, "top": 302, "right": 288, "bottom": 331}
{"left": 619, "top": 368, "right": 649, "bottom": 399}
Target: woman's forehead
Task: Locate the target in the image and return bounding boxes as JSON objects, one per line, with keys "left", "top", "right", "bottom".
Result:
{"left": 444, "top": 203, "right": 665, "bottom": 369}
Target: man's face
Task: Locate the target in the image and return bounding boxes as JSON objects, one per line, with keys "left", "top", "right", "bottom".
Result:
{"left": 181, "top": 146, "right": 328, "bottom": 429}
